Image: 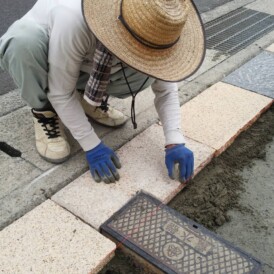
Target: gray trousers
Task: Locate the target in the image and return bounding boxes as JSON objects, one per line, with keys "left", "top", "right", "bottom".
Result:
{"left": 0, "top": 19, "right": 154, "bottom": 109}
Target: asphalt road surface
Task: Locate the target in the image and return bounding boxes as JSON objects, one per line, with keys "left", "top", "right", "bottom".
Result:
{"left": 0, "top": 0, "right": 36, "bottom": 95}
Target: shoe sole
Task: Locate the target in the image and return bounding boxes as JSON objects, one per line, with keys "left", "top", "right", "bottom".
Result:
{"left": 87, "top": 115, "right": 128, "bottom": 128}
{"left": 39, "top": 154, "right": 71, "bottom": 164}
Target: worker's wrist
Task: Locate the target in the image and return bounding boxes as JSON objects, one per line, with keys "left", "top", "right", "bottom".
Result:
{"left": 165, "top": 144, "right": 183, "bottom": 149}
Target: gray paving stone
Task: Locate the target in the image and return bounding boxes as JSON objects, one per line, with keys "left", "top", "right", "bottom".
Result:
{"left": 262, "top": 265, "right": 274, "bottom": 274}
{"left": 0, "top": 70, "right": 16, "bottom": 95}
{"left": 193, "top": 0, "right": 234, "bottom": 13}
{"left": 224, "top": 51, "right": 274, "bottom": 98}
{"left": 0, "top": 150, "right": 87, "bottom": 230}
{"left": 186, "top": 49, "right": 228, "bottom": 81}
{"left": 0, "top": 151, "right": 42, "bottom": 199}
{"left": 0, "top": 89, "right": 26, "bottom": 117}
{"left": 201, "top": 0, "right": 256, "bottom": 24}
{"left": 0, "top": 107, "right": 81, "bottom": 171}
{"left": 246, "top": 0, "right": 274, "bottom": 15}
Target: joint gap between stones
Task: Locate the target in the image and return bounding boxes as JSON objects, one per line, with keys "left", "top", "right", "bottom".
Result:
{"left": 0, "top": 105, "right": 26, "bottom": 118}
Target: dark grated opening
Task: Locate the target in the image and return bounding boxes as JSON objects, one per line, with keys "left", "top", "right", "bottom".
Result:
{"left": 205, "top": 8, "right": 274, "bottom": 55}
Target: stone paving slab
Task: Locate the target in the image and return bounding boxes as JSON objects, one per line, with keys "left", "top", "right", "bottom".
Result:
{"left": 224, "top": 51, "right": 274, "bottom": 99}
{"left": 52, "top": 124, "right": 215, "bottom": 231}
{"left": 193, "top": 0, "right": 235, "bottom": 13}
{"left": 201, "top": 0, "right": 256, "bottom": 24}
{"left": 0, "top": 151, "right": 41, "bottom": 199}
{"left": 0, "top": 89, "right": 25, "bottom": 117}
{"left": 0, "top": 69, "right": 16, "bottom": 95}
{"left": 181, "top": 82, "right": 273, "bottom": 155}
{"left": 246, "top": 0, "right": 274, "bottom": 15}
{"left": 0, "top": 150, "right": 88, "bottom": 230}
{"left": 266, "top": 43, "right": 274, "bottom": 52}
{"left": 186, "top": 49, "right": 228, "bottom": 81}
{"left": 0, "top": 200, "right": 116, "bottom": 274}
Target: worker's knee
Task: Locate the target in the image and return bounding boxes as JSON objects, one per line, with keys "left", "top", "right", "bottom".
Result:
{"left": 0, "top": 20, "right": 48, "bottom": 66}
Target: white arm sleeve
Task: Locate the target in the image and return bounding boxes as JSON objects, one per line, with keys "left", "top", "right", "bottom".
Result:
{"left": 152, "top": 80, "right": 185, "bottom": 146}
{"left": 47, "top": 6, "right": 100, "bottom": 151}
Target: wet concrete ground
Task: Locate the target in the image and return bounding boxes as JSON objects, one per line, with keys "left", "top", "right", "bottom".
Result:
{"left": 217, "top": 140, "right": 274, "bottom": 273}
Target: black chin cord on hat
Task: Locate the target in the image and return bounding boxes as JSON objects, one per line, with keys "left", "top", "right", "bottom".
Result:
{"left": 120, "top": 63, "right": 149, "bottom": 129}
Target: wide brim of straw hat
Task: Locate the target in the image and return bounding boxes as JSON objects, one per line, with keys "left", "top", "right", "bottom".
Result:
{"left": 82, "top": 0, "right": 206, "bottom": 82}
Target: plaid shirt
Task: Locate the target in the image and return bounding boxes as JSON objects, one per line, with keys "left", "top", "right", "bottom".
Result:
{"left": 84, "top": 41, "right": 113, "bottom": 106}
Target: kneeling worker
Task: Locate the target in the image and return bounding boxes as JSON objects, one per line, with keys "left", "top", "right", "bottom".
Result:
{"left": 0, "top": 0, "right": 205, "bottom": 183}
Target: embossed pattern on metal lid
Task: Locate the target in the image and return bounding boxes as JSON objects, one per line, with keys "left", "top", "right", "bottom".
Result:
{"left": 101, "top": 192, "right": 261, "bottom": 274}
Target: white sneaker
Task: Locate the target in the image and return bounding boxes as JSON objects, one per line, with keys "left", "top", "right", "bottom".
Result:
{"left": 32, "top": 109, "right": 70, "bottom": 163}
{"left": 80, "top": 97, "right": 127, "bottom": 127}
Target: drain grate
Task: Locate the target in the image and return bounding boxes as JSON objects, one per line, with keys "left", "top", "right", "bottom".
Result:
{"left": 205, "top": 8, "right": 274, "bottom": 55}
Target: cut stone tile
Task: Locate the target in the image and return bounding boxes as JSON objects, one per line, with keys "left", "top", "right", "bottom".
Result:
{"left": 0, "top": 200, "right": 116, "bottom": 274}
{"left": 0, "top": 69, "right": 16, "bottom": 95}
{"left": 186, "top": 49, "right": 228, "bottom": 81}
{"left": 224, "top": 51, "right": 274, "bottom": 99}
{"left": 181, "top": 82, "right": 273, "bottom": 155}
{"left": 246, "top": 0, "right": 274, "bottom": 15}
{"left": 0, "top": 151, "right": 42, "bottom": 199}
{"left": 201, "top": 0, "right": 255, "bottom": 24}
{"left": 52, "top": 124, "right": 215, "bottom": 230}
{"left": 0, "top": 89, "right": 26, "bottom": 117}
{"left": 52, "top": 174, "right": 131, "bottom": 231}
{"left": 266, "top": 43, "right": 274, "bottom": 52}
{"left": 193, "top": 0, "right": 235, "bottom": 13}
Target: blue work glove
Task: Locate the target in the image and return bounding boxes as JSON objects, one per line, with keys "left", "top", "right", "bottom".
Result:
{"left": 86, "top": 142, "right": 121, "bottom": 184}
{"left": 165, "top": 144, "right": 194, "bottom": 183}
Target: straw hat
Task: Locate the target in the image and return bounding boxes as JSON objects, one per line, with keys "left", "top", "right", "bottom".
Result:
{"left": 82, "top": 0, "right": 205, "bottom": 82}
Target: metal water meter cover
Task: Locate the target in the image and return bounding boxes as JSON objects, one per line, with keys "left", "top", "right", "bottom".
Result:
{"left": 101, "top": 192, "right": 261, "bottom": 274}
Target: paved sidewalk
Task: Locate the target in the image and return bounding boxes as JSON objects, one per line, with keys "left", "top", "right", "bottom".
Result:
{"left": 1, "top": 0, "right": 274, "bottom": 273}
{"left": 2, "top": 0, "right": 274, "bottom": 232}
